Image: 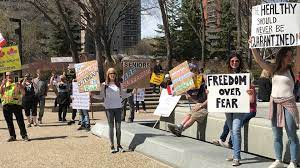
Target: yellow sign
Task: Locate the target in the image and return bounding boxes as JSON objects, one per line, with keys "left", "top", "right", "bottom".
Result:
{"left": 0, "top": 46, "right": 21, "bottom": 73}
{"left": 194, "top": 75, "right": 203, "bottom": 89}
{"left": 150, "top": 73, "right": 164, "bottom": 85}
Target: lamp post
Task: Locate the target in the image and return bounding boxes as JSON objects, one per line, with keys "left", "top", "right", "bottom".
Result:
{"left": 9, "top": 18, "right": 22, "bottom": 76}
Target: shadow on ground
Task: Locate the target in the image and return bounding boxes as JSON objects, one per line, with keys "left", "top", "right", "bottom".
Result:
{"left": 30, "top": 136, "right": 68, "bottom": 141}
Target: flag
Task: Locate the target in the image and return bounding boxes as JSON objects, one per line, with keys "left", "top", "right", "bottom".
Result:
{"left": 0, "top": 33, "right": 7, "bottom": 47}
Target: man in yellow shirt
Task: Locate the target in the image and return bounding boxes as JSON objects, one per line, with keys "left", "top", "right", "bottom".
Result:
{"left": 0, "top": 72, "right": 29, "bottom": 142}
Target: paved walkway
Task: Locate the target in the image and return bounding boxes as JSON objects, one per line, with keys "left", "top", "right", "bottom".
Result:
{"left": 0, "top": 110, "right": 170, "bottom": 168}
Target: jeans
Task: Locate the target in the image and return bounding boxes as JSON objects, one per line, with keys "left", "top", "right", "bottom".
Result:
{"left": 37, "top": 96, "right": 46, "bottom": 120}
{"left": 105, "top": 108, "right": 122, "bottom": 146}
{"left": 225, "top": 113, "right": 245, "bottom": 160}
{"left": 272, "top": 107, "right": 299, "bottom": 162}
{"left": 78, "top": 109, "right": 90, "bottom": 127}
{"left": 122, "top": 95, "right": 135, "bottom": 121}
{"left": 3, "top": 104, "right": 27, "bottom": 138}
{"left": 220, "top": 112, "right": 256, "bottom": 146}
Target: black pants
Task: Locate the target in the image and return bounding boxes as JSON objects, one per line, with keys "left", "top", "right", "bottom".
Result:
{"left": 71, "top": 109, "right": 77, "bottom": 120}
{"left": 3, "top": 104, "right": 27, "bottom": 138}
{"left": 58, "top": 104, "right": 68, "bottom": 121}
{"left": 136, "top": 101, "right": 146, "bottom": 111}
{"left": 105, "top": 108, "right": 122, "bottom": 146}
{"left": 24, "top": 102, "right": 37, "bottom": 116}
{"left": 122, "top": 95, "right": 135, "bottom": 121}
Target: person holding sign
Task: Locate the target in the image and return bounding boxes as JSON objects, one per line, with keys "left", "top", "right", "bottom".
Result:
{"left": 219, "top": 53, "right": 256, "bottom": 166}
{"left": 92, "top": 68, "right": 131, "bottom": 153}
{"left": 152, "top": 60, "right": 163, "bottom": 93}
{"left": 250, "top": 46, "right": 299, "bottom": 168}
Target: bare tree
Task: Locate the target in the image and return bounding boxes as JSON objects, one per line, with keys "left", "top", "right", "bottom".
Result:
{"left": 158, "top": 0, "right": 173, "bottom": 70}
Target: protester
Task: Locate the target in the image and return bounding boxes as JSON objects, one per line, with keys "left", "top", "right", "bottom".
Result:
{"left": 251, "top": 46, "right": 299, "bottom": 168}
{"left": 22, "top": 73, "right": 38, "bottom": 127}
{"left": 160, "top": 74, "right": 172, "bottom": 90}
{"left": 52, "top": 75, "right": 70, "bottom": 122}
{"left": 33, "top": 70, "right": 48, "bottom": 124}
{"left": 134, "top": 88, "right": 146, "bottom": 113}
{"left": 121, "top": 89, "right": 135, "bottom": 123}
{"left": 49, "top": 71, "right": 61, "bottom": 94}
{"left": 257, "top": 69, "right": 272, "bottom": 102}
{"left": 77, "top": 109, "right": 90, "bottom": 131}
{"left": 92, "top": 68, "right": 131, "bottom": 153}
{"left": 153, "top": 60, "right": 163, "bottom": 93}
{"left": 0, "top": 72, "right": 29, "bottom": 141}
{"left": 168, "top": 81, "right": 208, "bottom": 137}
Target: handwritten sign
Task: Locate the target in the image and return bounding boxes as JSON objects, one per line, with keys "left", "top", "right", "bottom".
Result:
{"left": 51, "top": 57, "right": 73, "bottom": 63}
{"left": 169, "top": 61, "right": 195, "bottom": 96}
{"left": 122, "top": 59, "right": 151, "bottom": 89}
{"left": 74, "top": 60, "right": 100, "bottom": 92}
{"left": 154, "top": 89, "right": 181, "bottom": 117}
{"left": 150, "top": 73, "right": 164, "bottom": 85}
{"left": 71, "top": 82, "right": 90, "bottom": 110}
{"left": 250, "top": 3, "right": 300, "bottom": 48}
{"left": 134, "top": 88, "right": 145, "bottom": 102}
{"left": 0, "top": 46, "right": 21, "bottom": 73}
{"left": 207, "top": 73, "right": 250, "bottom": 113}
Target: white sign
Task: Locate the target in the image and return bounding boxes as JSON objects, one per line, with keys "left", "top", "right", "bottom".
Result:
{"left": 51, "top": 57, "right": 73, "bottom": 63}
{"left": 250, "top": 3, "right": 300, "bottom": 48}
{"left": 206, "top": 73, "right": 250, "bottom": 113}
{"left": 154, "top": 89, "right": 181, "bottom": 117}
{"left": 134, "top": 88, "right": 145, "bottom": 102}
{"left": 71, "top": 82, "right": 90, "bottom": 110}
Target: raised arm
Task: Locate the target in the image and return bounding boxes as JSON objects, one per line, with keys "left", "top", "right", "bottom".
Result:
{"left": 250, "top": 48, "right": 275, "bottom": 73}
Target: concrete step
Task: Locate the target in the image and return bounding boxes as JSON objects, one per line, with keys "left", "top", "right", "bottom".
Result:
{"left": 91, "top": 122, "right": 274, "bottom": 168}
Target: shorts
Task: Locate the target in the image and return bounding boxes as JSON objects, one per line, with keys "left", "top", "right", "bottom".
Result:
{"left": 187, "top": 108, "right": 208, "bottom": 123}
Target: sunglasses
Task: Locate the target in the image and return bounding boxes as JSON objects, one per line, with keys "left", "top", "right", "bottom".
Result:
{"left": 109, "top": 72, "right": 116, "bottom": 75}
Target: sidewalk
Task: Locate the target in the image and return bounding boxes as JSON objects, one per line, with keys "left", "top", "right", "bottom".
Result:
{"left": 0, "top": 110, "right": 170, "bottom": 168}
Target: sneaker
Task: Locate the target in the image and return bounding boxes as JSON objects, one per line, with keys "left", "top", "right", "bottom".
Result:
{"left": 212, "top": 139, "right": 221, "bottom": 146}
{"left": 117, "top": 146, "right": 125, "bottom": 153}
{"left": 77, "top": 126, "right": 85, "bottom": 130}
{"left": 7, "top": 136, "right": 16, "bottom": 142}
{"left": 38, "top": 119, "right": 43, "bottom": 124}
{"left": 287, "top": 162, "right": 298, "bottom": 168}
{"left": 168, "top": 124, "right": 182, "bottom": 137}
{"left": 226, "top": 155, "right": 234, "bottom": 161}
{"left": 77, "top": 121, "right": 81, "bottom": 125}
{"left": 85, "top": 127, "right": 91, "bottom": 132}
{"left": 232, "top": 159, "right": 240, "bottom": 166}
{"left": 33, "top": 123, "right": 38, "bottom": 127}
{"left": 58, "top": 118, "right": 62, "bottom": 122}
{"left": 62, "top": 119, "right": 67, "bottom": 122}
{"left": 110, "top": 146, "right": 117, "bottom": 154}
{"left": 27, "top": 123, "right": 31, "bottom": 128}
{"left": 219, "top": 140, "right": 230, "bottom": 148}
{"left": 22, "top": 136, "right": 30, "bottom": 142}
{"left": 268, "top": 160, "right": 284, "bottom": 168}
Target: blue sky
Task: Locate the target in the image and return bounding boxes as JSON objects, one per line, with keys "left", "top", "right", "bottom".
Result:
{"left": 141, "top": 0, "right": 162, "bottom": 38}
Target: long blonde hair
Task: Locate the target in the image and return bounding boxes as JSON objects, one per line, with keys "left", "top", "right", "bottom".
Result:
{"left": 105, "top": 68, "right": 120, "bottom": 87}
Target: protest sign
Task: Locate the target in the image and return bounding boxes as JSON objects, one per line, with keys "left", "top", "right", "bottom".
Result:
{"left": 194, "top": 75, "right": 203, "bottom": 89}
{"left": 0, "top": 46, "right": 21, "bottom": 73}
{"left": 154, "top": 89, "right": 181, "bottom": 117}
{"left": 122, "top": 59, "right": 151, "bottom": 89}
{"left": 0, "top": 33, "right": 7, "bottom": 47}
{"left": 74, "top": 60, "right": 100, "bottom": 92}
{"left": 150, "top": 73, "right": 164, "bottom": 85}
{"left": 169, "top": 61, "right": 195, "bottom": 96}
{"left": 250, "top": 3, "right": 300, "bottom": 48}
{"left": 134, "top": 88, "right": 145, "bottom": 102}
{"left": 51, "top": 57, "right": 73, "bottom": 63}
{"left": 71, "top": 82, "right": 90, "bottom": 110}
{"left": 206, "top": 73, "right": 250, "bottom": 113}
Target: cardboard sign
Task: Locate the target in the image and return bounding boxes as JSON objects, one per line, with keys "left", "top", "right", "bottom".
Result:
{"left": 74, "top": 60, "right": 100, "bottom": 92}
{"left": 51, "top": 57, "right": 73, "bottom": 63}
{"left": 169, "top": 61, "right": 195, "bottom": 96}
{"left": 150, "top": 73, "right": 164, "bottom": 85}
{"left": 194, "top": 75, "right": 203, "bottom": 89}
{"left": 122, "top": 59, "right": 151, "bottom": 89}
{"left": 0, "top": 46, "right": 21, "bottom": 73}
{"left": 71, "top": 82, "right": 90, "bottom": 110}
{"left": 206, "top": 73, "right": 250, "bottom": 113}
{"left": 154, "top": 89, "right": 181, "bottom": 117}
{"left": 250, "top": 3, "right": 300, "bottom": 48}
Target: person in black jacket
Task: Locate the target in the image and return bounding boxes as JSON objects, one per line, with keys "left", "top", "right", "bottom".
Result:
{"left": 257, "top": 69, "right": 272, "bottom": 102}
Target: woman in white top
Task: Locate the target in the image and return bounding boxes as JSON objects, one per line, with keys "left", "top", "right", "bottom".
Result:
{"left": 251, "top": 46, "right": 299, "bottom": 168}
{"left": 93, "top": 68, "right": 130, "bottom": 153}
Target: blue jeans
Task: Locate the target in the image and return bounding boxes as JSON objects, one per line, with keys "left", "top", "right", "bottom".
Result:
{"left": 221, "top": 112, "right": 256, "bottom": 146}
{"left": 272, "top": 107, "right": 299, "bottom": 162}
{"left": 78, "top": 109, "right": 90, "bottom": 127}
{"left": 37, "top": 96, "right": 46, "bottom": 120}
{"left": 225, "top": 113, "right": 245, "bottom": 160}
